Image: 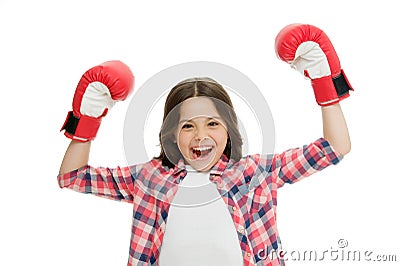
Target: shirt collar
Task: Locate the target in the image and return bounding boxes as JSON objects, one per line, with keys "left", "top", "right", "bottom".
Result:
{"left": 146, "top": 155, "right": 237, "bottom": 201}
{"left": 172, "top": 154, "right": 233, "bottom": 176}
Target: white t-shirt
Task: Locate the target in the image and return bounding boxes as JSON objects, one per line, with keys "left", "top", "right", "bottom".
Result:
{"left": 159, "top": 165, "right": 243, "bottom": 266}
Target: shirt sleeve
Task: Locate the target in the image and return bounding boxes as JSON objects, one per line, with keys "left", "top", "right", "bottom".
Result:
{"left": 57, "top": 165, "right": 136, "bottom": 203}
{"left": 274, "top": 138, "right": 343, "bottom": 188}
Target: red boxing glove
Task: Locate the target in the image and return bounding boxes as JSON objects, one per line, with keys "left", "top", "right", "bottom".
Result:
{"left": 61, "top": 60, "right": 134, "bottom": 142}
{"left": 275, "top": 23, "right": 353, "bottom": 106}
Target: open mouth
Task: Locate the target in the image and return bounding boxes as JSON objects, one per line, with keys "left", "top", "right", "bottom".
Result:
{"left": 191, "top": 145, "right": 214, "bottom": 160}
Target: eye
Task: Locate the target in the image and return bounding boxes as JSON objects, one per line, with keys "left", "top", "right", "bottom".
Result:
{"left": 208, "top": 121, "right": 219, "bottom": 127}
{"left": 181, "top": 123, "right": 193, "bottom": 129}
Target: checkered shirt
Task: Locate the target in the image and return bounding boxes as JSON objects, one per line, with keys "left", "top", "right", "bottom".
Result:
{"left": 58, "top": 138, "right": 342, "bottom": 265}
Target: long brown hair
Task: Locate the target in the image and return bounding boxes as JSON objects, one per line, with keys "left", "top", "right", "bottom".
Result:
{"left": 155, "top": 77, "right": 243, "bottom": 168}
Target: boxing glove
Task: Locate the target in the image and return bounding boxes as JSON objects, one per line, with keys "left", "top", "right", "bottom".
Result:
{"left": 61, "top": 60, "right": 134, "bottom": 142}
{"left": 275, "top": 23, "right": 353, "bottom": 106}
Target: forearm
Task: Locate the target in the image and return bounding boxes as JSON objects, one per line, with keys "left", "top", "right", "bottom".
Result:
{"left": 59, "top": 140, "right": 91, "bottom": 174}
{"left": 321, "top": 103, "right": 351, "bottom": 156}
{"left": 57, "top": 141, "right": 135, "bottom": 202}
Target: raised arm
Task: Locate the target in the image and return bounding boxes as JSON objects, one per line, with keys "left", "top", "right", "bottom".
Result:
{"left": 275, "top": 23, "right": 353, "bottom": 156}
{"left": 321, "top": 104, "right": 350, "bottom": 156}
{"left": 59, "top": 140, "right": 91, "bottom": 174}
{"left": 57, "top": 61, "right": 136, "bottom": 202}
{"left": 59, "top": 60, "right": 134, "bottom": 174}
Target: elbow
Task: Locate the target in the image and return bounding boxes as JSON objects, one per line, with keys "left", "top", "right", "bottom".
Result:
{"left": 340, "top": 146, "right": 351, "bottom": 157}
{"left": 336, "top": 141, "right": 351, "bottom": 157}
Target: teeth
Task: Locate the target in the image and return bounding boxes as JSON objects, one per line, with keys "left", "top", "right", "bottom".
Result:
{"left": 192, "top": 146, "right": 212, "bottom": 152}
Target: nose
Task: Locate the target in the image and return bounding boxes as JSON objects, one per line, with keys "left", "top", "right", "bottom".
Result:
{"left": 194, "top": 126, "right": 207, "bottom": 141}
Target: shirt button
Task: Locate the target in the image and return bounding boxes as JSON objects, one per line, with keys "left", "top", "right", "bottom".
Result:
{"left": 159, "top": 224, "right": 166, "bottom": 232}
{"left": 246, "top": 252, "right": 251, "bottom": 257}
{"left": 239, "top": 228, "right": 245, "bottom": 234}
{"left": 232, "top": 206, "right": 237, "bottom": 211}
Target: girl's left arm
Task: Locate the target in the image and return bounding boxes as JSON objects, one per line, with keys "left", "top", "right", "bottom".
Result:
{"left": 321, "top": 103, "right": 351, "bottom": 156}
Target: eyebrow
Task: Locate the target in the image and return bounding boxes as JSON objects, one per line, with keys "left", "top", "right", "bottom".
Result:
{"left": 178, "top": 116, "right": 222, "bottom": 124}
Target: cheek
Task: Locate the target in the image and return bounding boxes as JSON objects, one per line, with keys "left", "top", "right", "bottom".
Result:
{"left": 177, "top": 131, "right": 191, "bottom": 149}
{"left": 213, "top": 130, "right": 228, "bottom": 147}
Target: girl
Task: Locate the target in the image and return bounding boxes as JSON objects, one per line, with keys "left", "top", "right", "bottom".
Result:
{"left": 58, "top": 24, "right": 352, "bottom": 266}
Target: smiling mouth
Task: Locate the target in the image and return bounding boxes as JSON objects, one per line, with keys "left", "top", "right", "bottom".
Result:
{"left": 191, "top": 145, "right": 214, "bottom": 160}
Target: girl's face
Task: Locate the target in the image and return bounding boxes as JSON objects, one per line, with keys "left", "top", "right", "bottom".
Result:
{"left": 176, "top": 97, "right": 228, "bottom": 171}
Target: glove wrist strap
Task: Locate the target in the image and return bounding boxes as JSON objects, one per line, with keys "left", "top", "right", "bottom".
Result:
{"left": 61, "top": 111, "right": 101, "bottom": 142}
{"left": 312, "top": 70, "right": 353, "bottom": 106}
{"left": 333, "top": 70, "right": 353, "bottom": 98}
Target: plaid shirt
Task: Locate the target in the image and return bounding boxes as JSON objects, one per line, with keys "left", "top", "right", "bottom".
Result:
{"left": 58, "top": 138, "right": 342, "bottom": 265}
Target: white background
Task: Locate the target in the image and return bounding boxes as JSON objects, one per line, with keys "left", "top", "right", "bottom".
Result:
{"left": 1, "top": 0, "right": 399, "bottom": 265}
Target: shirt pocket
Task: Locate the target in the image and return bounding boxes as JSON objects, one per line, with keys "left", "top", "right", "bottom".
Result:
{"left": 249, "top": 185, "right": 275, "bottom": 214}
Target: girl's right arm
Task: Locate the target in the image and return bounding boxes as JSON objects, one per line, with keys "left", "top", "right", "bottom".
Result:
{"left": 57, "top": 140, "right": 136, "bottom": 203}
{"left": 59, "top": 140, "right": 91, "bottom": 175}
{"left": 57, "top": 61, "right": 135, "bottom": 202}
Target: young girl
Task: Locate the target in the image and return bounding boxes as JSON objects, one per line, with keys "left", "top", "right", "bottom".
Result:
{"left": 59, "top": 24, "right": 352, "bottom": 266}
